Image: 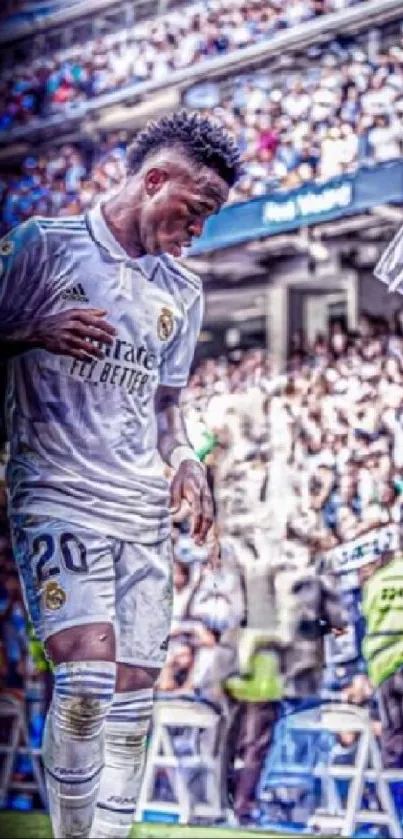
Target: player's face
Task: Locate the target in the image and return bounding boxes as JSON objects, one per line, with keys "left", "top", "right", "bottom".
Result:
{"left": 140, "top": 165, "right": 229, "bottom": 257}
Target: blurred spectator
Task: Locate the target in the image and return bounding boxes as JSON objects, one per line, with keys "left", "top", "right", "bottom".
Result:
{"left": 0, "top": 572, "right": 28, "bottom": 690}
{"left": 0, "top": 140, "right": 125, "bottom": 233}
{"left": 0, "top": 477, "right": 28, "bottom": 692}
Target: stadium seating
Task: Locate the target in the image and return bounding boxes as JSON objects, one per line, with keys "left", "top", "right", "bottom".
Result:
{"left": 0, "top": 0, "right": 364, "bottom": 133}
{"left": 2, "top": 18, "right": 402, "bottom": 230}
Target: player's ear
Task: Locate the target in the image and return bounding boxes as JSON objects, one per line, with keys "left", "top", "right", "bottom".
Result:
{"left": 144, "top": 167, "right": 169, "bottom": 196}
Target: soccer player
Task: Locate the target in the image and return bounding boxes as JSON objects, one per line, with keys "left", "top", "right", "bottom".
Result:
{"left": 0, "top": 111, "right": 241, "bottom": 838}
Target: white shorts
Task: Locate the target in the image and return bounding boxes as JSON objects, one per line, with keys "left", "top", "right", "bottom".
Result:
{"left": 10, "top": 514, "right": 173, "bottom": 669}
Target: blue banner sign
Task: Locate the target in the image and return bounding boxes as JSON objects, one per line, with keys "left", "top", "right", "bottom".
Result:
{"left": 262, "top": 181, "right": 353, "bottom": 226}
{"left": 190, "top": 159, "right": 403, "bottom": 254}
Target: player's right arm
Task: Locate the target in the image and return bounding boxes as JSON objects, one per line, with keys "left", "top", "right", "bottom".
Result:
{"left": 0, "top": 218, "right": 116, "bottom": 361}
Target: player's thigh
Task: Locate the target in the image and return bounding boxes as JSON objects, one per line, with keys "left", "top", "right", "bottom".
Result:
{"left": 10, "top": 514, "right": 116, "bottom": 659}
{"left": 114, "top": 537, "right": 173, "bottom": 670}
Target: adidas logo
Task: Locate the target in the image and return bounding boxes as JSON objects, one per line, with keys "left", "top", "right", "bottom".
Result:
{"left": 62, "top": 283, "right": 89, "bottom": 303}
{"left": 160, "top": 636, "right": 169, "bottom": 652}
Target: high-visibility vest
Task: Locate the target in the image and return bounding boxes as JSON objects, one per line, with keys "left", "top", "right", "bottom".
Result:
{"left": 362, "top": 555, "right": 403, "bottom": 687}
{"left": 27, "top": 623, "right": 51, "bottom": 673}
{"left": 225, "top": 651, "right": 283, "bottom": 703}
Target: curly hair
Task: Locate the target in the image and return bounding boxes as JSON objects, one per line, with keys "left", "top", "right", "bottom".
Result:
{"left": 126, "top": 110, "right": 242, "bottom": 187}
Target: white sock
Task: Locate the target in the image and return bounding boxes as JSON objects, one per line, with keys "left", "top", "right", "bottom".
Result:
{"left": 90, "top": 689, "right": 153, "bottom": 839}
{"left": 42, "top": 661, "right": 116, "bottom": 839}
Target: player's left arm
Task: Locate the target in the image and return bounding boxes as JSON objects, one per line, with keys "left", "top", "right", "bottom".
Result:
{"left": 155, "top": 384, "right": 214, "bottom": 546}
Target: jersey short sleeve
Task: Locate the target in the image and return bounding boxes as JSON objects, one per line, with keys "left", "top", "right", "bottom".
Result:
{"left": 0, "top": 218, "right": 47, "bottom": 328}
{"left": 374, "top": 223, "right": 403, "bottom": 295}
{"left": 159, "top": 293, "right": 203, "bottom": 388}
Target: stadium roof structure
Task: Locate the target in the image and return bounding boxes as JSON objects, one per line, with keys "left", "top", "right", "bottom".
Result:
{"left": 179, "top": 196, "right": 402, "bottom": 359}
{"left": 0, "top": 0, "right": 174, "bottom": 45}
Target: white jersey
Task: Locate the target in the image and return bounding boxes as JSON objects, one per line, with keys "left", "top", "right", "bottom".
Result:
{"left": 0, "top": 205, "right": 203, "bottom": 543}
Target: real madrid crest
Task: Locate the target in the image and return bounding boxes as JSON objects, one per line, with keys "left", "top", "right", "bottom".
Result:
{"left": 0, "top": 238, "right": 14, "bottom": 257}
{"left": 43, "top": 580, "right": 66, "bottom": 611}
{"left": 158, "top": 307, "right": 174, "bottom": 342}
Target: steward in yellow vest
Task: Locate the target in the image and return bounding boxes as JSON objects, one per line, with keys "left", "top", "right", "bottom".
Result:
{"left": 361, "top": 553, "right": 403, "bottom": 769}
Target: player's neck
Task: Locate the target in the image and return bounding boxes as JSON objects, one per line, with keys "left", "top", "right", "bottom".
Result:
{"left": 102, "top": 193, "right": 145, "bottom": 259}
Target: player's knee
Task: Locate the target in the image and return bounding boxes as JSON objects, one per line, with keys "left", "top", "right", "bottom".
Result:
{"left": 50, "top": 661, "right": 117, "bottom": 741}
{"left": 45, "top": 622, "right": 115, "bottom": 666}
{"left": 116, "top": 662, "right": 161, "bottom": 692}
{"left": 57, "top": 692, "right": 110, "bottom": 739}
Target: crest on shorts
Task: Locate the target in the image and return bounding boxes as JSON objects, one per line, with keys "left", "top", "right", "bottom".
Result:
{"left": 0, "top": 238, "right": 13, "bottom": 257}
{"left": 43, "top": 580, "right": 66, "bottom": 611}
{"left": 158, "top": 307, "right": 174, "bottom": 342}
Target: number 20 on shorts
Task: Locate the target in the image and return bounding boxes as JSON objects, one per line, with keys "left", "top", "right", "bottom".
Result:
{"left": 33, "top": 532, "right": 89, "bottom": 584}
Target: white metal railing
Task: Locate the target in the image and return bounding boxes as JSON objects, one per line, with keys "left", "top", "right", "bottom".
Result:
{"left": 1, "top": 0, "right": 402, "bottom": 144}
{"left": 136, "top": 695, "right": 225, "bottom": 825}
{"left": 260, "top": 703, "right": 403, "bottom": 839}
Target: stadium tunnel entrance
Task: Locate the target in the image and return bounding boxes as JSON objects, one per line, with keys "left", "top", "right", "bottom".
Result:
{"left": 185, "top": 241, "right": 359, "bottom": 368}
{"left": 185, "top": 206, "right": 403, "bottom": 369}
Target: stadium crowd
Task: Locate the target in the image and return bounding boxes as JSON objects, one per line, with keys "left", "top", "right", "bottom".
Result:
{"left": 180, "top": 311, "right": 403, "bottom": 559}
{"left": 214, "top": 32, "right": 403, "bottom": 199}
{"left": 0, "top": 0, "right": 363, "bottom": 134}
{"left": 2, "top": 23, "right": 403, "bottom": 231}
{"left": 279, "top": 313, "right": 403, "bottom": 549}
{"left": 157, "top": 313, "right": 403, "bottom": 823}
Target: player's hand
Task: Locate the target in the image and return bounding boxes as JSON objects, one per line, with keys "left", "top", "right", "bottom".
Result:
{"left": 170, "top": 460, "right": 214, "bottom": 546}
{"left": 29, "top": 309, "right": 117, "bottom": 360}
